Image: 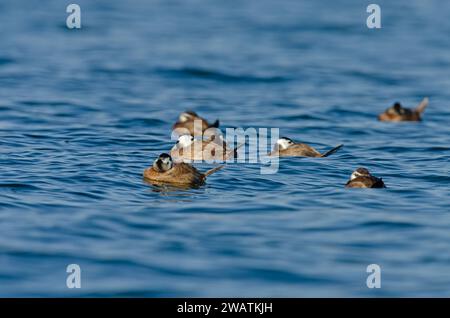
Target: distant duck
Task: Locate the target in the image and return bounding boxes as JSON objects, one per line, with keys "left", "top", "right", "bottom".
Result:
{"left": 143, "top": 153, "right": 223, "bottom": 187}
{"left": 170, "top": 134, "right": 238, "bottom": 163}
{"left": 378, "top": 97, "right": 429, "bottom": 122}
{"left": 345, "top": 167, "right": 386, "bottom": 188}
{"left": 268, "top": 137, "right": 343, "bottom": 158}
{"left": 172, "top": 111, "right": 219, "bottom": 136}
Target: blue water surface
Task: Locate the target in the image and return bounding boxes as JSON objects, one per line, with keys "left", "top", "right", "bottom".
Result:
{"left": 0, "top": 0, "right": 449, "bottom": 296}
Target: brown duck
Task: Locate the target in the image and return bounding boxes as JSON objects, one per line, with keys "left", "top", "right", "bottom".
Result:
{"left": 170, "top": 134, "right": 239, "bottom": 162}
{"left": 144, "top": 153, "right": 223, "bottom": 187}
{"left": 172, "top": 111, "right": 219, "bottom": 136}
{"left": 268, "top": 137, "right": 343, "bottom": 158}
{"left": 378, "top": 97, "right": 429, "bottom": 122}
{"left": 345, "top": 167, "right": 386, "bottom": 188}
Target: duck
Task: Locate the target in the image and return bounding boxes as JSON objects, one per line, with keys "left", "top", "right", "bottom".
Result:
{"left": 268, "top": 137, "right": 343, "bottom": 157}
{"left": 170, "top": 134, "right": 238, "bottom": 163}
{"left": 345, "top": 167, "right": 386, "bottom": 188}
{"left": 143, "top": 153, "right": 223, "bottom": 187}
{"left": 172, "top": 111, "right": 219, "bottom": 136}
{"left": 378, "top": 97, "right": 429, "bottom": 122}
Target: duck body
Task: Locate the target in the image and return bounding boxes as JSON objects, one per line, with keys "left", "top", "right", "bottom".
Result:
{"left": 268, "top": 137, "right": 343, "bottom": 158}
{"left": 170, "top": 134, "right": 237, "bottom": 163}
{"left": 378, "top": 98, "right": 428, "bottom": 122}
{"left": 172, "top": 111, "right": 219, "bottom": 136}
{"left": 144, "top": 162, "right": 207, "bottom": 186}
{"left": 143, "top": 153, "right": 223, "bottom": 187}
{"left": 345, "top": 168, "right": 386, "bottom": 188}
{"left": 269, "top": 143, "right": 322, "bottom": 157}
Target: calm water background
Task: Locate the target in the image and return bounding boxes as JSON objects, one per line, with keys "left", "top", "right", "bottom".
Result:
{"left": 0, "top": 0, "right": 449, "bottom": 297}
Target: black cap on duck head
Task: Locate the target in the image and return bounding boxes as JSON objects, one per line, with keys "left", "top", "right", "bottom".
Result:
{"left": 280, "top": 137, "right": 294, "bottom": 142}
{"left": 153, "top": 153, "right": 173, "bottom": 172}
{"left": 275, "top": 137, "right": 295, "bottom": 150}
{"left": 387, "top": 102, "right": 403, "bottom": 115}
{"left": 350, "top": 167, "right": 371, "bottom": 180}
{"left": 394, "top": 102, "right": 402, "bottom": 110}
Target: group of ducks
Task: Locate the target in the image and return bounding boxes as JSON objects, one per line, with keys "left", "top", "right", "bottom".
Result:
{"left": 144, "top": 97, "right": 429, "bottom": 189}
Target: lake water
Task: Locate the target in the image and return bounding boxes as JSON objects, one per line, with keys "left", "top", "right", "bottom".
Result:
{"left": 0, "top": 0, "right": 449, "bottom": 297}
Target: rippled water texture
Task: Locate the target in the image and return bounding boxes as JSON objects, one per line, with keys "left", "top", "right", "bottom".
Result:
{"left": 0, "top": 0, "right": 449, "bottom": 296}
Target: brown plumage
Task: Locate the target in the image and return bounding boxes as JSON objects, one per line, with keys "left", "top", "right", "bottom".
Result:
{"left": 143, "top": 153, "right": 223, "bottom": 187}
{"left": 268, "top": 137, "right": 343, "bottom": 158}
{"left": 170, "top": 134, "right": 239, "bottom": 162}
{"left": 345, "top": 168, "right": 386, "bottom": 188}
{"left": 378, "top": 97, "right": 429, "bottom": 122}
{"left": 172, "top": 111, "right": 219, "bottom": 136}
